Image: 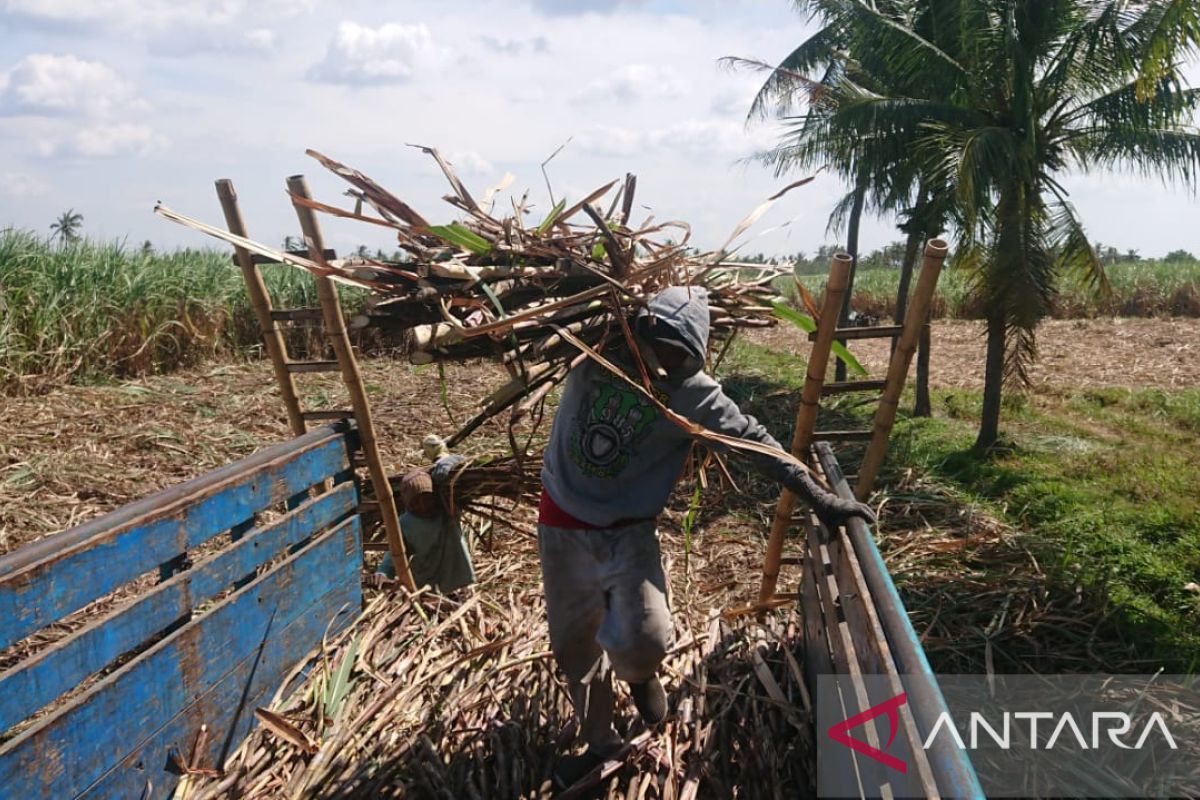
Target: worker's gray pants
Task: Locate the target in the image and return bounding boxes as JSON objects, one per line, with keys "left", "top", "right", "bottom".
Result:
{"left": 537, "top": 520, "right": 674, "bottom": 755}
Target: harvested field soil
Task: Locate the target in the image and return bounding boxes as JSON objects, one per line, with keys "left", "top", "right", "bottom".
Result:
{"left": 754, "top": 317, "right": 1200, "bottom": 391}
{"left": 0, "top": 357, "right": 514, "bottom": 555}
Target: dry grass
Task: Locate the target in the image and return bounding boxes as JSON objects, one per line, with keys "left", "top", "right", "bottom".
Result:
{"left": 753, "top": 317, "right": 1200, "bottom": 392}
{"left": 184, "top": 519, "right": 813, "bottom": 799}
{"left": 0, "top": 356, "right": 512, "bottom": 555}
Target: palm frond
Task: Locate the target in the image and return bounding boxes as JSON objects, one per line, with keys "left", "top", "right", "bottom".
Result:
{"left": 1129, "top": 0, "right": 1200, "bottom": 99}
{"left": 1047, "top": 198, "right": 1111, "bottom": 296}
{"left": 725, "top": 26, "right": 842, "bottom": 122}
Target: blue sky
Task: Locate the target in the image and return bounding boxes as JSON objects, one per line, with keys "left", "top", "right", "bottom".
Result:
{"left": 1, "top": 0, "right": 1198, "bottom": 259}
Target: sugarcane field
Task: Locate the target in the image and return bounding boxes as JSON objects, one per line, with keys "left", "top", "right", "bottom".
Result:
{"left": 3, "top": 3, "right": 1200, "bottom": 799}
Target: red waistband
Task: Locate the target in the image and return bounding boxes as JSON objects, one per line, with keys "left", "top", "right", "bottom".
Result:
{"left": 538, "top": 489, "right": 650, "bottom": 530}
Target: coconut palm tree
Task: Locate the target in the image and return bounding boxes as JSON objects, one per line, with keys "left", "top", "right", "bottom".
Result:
{"left": 727, "top": 1, "right": 941, "bottom": 385}
{"left": 741, "top": 0, "right": 1200, "bottom": 451}
{"left": 50, "top": 209, "right": 83, "bottom": 244}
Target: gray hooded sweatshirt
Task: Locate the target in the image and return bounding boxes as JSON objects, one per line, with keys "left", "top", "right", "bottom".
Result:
{"left": 541, "top": 286, "right": 790, "bottom": 527}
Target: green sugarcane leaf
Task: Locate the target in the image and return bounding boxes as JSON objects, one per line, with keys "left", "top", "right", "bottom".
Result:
{"left": 427, "top": 223, "right": 492, "bottom": 255}
{"left": 770, "top": 302, "right": 868, "bottom": 377}
{"left": 324, "top": 634, "right": 361, "bottom": 722}
{"left": 536, "top": 199, "right": 566, "bottom": 234}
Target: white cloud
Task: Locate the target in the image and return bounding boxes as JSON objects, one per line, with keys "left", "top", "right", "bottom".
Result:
{"left": 711, "top": 84, "right": 761, "bottom": 118}
{"left": 146, "top": 26, "right": 278, "bottom": 57}
{"left": 573, "top": 64, "right": 689, "bottom": 104}
{"left": 1, "top": 0, "right": 313, "bottom": 31}
{"left": 0, "top": 54, "right": 136, "bottom": 116}
{"left": 527, "top": 0, "right": 647, "bottom": 16}
{"left": 575, "top": 119, "right": 770, "bottom": 159}
{"left": 1, "top": 171, "right": 50, "bottom": 197}
{"left": 307, "top": 21, "right": 453, "bottom": 85}
{"left": 2, "top": 1, "right": 307, "bottom": 57}
{"left": 446, "top": 150, "right": 494, "bottom": 176}
{"left": 479, "top": 34, "right": 549, "bottom": 55}
{"left": 40, "top": 123, "right": 167, "bottom": 158}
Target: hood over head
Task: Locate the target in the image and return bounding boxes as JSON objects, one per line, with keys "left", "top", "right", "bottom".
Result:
{"left": 635, "top": 286, "right": 710, "bottom": 378}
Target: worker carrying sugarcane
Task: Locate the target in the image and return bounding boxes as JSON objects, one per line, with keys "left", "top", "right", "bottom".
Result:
{"left": 376, "top": 436, "right": 474, "bottom": 594}
{"left": 540, "top": 285, "right": 875, "bottom": 787}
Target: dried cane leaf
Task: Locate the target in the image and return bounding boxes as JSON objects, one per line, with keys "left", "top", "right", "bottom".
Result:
{"left": 255, "top": 708, "right": 319, "bottom": 755}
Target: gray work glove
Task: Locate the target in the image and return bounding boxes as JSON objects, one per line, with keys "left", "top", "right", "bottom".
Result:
{"left": 430, "top": 453, "right": 467, "bottom": 484}
{"left": 782, "top": 463, "right": 877, "bottom": 530}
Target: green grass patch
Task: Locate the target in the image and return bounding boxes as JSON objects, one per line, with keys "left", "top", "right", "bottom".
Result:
{"left": 721, "top": 339, "right": 1200, "bottom": 670}
{"left": 888, "top": 390, "right": 1200, "bottom": 669}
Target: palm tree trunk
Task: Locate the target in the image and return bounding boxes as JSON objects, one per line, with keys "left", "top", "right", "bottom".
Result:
{"left": 914, "top": 322, "right": 932, "bottom": 416}
{"left": 834, "top": 181, "right": 867, "bottom": 382}
{"left": 975, "top": 303, "right": 1006, "bottom": 451}
{"left": 891, "top": 229, "right": 923, "bottom": 355}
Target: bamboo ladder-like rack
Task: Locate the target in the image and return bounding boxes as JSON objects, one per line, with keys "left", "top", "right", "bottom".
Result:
{"left": 758, "top": 239, "right": 949, "bottom": 605}
{"left": 214, "top": 176, "right": 417, "bottom": 591}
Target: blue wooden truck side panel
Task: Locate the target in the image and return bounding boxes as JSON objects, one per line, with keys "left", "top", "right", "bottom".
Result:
{"left": 0, "top": 425, "right": 364, "bottom": 800}
{"left": 0, "top": 433, "right": 351, "bottom": 652}
{"left": 0, "top": 482, "right": 357, "bottom": 734}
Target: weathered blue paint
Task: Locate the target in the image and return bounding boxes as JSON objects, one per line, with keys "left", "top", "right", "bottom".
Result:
{"left": 0, "top": 482, "right": 356, "bottom": 733}
{"left": 86, "top": 574, "right": 359, "bottom": 799}
{"left": 0, "top": 434, "right": 350, "bottom": 651}
{"left": 0, "top": 516, "right": 362, "bottom": 800}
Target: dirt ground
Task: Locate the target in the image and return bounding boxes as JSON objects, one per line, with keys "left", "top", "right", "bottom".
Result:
{"left": 756, "top": 317, "right": 1200, "bottom": 391}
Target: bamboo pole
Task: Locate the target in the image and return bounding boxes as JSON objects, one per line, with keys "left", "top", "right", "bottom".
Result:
{"left": 757, "top": 253, "right": 853, "bottom": 605}
{"left": 215, "top": 179, "right": 307, "bottom": 437}
{"left": 854, "top": 239, "right": 949, "bottom": 501}
{"left": 286, "top": 175, "right": 416, "bottom": 592}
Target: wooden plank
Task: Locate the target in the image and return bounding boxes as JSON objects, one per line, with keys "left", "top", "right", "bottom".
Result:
{"left": 85, "top": 561, "right": 359, "bottom": 799}
{"left": 811, "top": 429, "right": 873, "bottom": 442}
{"left": 807, "top": 325, "right": 904, "bottom": 341}
{"left": 302, "top": 410, "right": 355, "bottom": 422}
{"left": 820, "top": 379, "right": 888, "bottom": 396}
{"left": 0, "top": 432, "right": 351, "bottom": 652}
{"left": 0, "top": 483, "right": 355, "bottom": 733}
{"left": 234, "top": 248, "right": 337, "bottom": 265}
{"left": 800, "top": 545, "right": 833, "bottom": 685}
{"left": 834, "top": 524, "right": 941, "bottom": 798}
{"left": 270, "top": 307, "right": 324, "bottom": 322}
{"left": 286, "top": 360, "right": 341, "bottom": 374}
{"left": 0, "top": 518, "right": 361, "bottom": 800}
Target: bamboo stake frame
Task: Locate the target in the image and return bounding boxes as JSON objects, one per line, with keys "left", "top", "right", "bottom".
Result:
{"left": 758, "top": 253, "right": 853, "bottom": 605}
{"left": 287, "top": 174, "right": 417, "bottom": 592}
{"left": 215, "top": 180, "right": 307, "bottom": 438}
{"left": 854, "top": 239, "right": 949, "bottom": 500}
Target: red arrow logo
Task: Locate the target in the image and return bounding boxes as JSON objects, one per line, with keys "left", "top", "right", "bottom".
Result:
{"left": 827, "top": 692, "right": 908, "bottom": 773}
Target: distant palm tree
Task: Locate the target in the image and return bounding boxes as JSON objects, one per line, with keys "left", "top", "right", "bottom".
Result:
{"left": 50, "top": 209, "right": 83, "bottom": 244}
